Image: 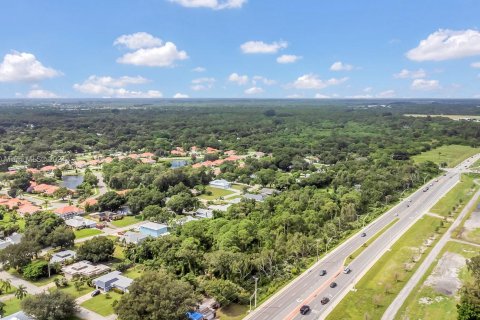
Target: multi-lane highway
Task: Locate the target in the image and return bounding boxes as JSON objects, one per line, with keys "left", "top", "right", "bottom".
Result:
{"left": 245, "top": 154, "right": 480, "bottom": 320}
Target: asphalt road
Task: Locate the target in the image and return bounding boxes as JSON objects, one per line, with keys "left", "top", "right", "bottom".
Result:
{"left": 245, "top": 154, "right": 480, "bottom": 320}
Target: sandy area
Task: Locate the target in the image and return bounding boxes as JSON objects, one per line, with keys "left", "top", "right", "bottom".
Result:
{"left": 424, "top": 252, "right": 466, "bottom": 296}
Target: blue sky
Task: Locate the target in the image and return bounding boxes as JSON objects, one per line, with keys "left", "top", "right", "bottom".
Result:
{"left": 0, "top": 0, "right": 479, "bottom": 99}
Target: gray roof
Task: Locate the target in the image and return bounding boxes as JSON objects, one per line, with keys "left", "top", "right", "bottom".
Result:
{"left": 93, "top": 271, "right": 133, "bottom": 289}
{"left": 50, "top": 250, "right": 76, "bottom": 264}
{"left": 244, "top": 193, "right": 265, "bottom": 202}
{"left": 196, "top": 208, "right": 213, "bottom": 218}
{"left": 3, "top": 311, "right": 33, "bottom": 320}
{"left": 121, "top": 231, "right": 148, "bottom": 244}
{"left": 140, "top": 222, "right": 168, "bottom": 231}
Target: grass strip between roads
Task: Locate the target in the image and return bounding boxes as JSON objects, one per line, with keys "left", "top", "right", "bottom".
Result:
{"left": 430, "top": 174, "right": 479, "bottom": 217}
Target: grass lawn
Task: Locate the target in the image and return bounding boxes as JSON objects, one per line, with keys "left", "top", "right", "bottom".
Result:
{"left": 217, "top": 304, "right": 249, "bottom": 320}
{"left": 395, "top": 241, "right": 480, "bottom": 320}
{"left": 3, "top": 297, "right": 24, "bottom": 316}
{"left": 50, "top": 283, "right": 93, "bottom": 299}
{"left": 8, "top": 269, "right": 61, "bottom": 287}
{"left": 113, "top": 244, "right": 125, "bottom": 260}
{"left": 0, "top": 212, "right": 26, "bottom": 231}
{"left": 74, "top": 228, "right": 103, "bottom": 239}
{"left": 111, "top": 215, "right": 142, "bottom": 228}
{"left": 430, "top": 174, "right": 479, "bottom": 217}
{"left": 231, "top": 184, "right": 246, "bottom": 191}
{"left": 412, "top": 145, "right": 479, "bottom": 168}
{"left": 81, "top": 291, "right": 123, "bottom": 316}
{"left": 346, "top": 218, "right": 399, "bottom": 265}
{"left": 198, "top": 186, "right": 235, "bottom": 200}
{"left": 327, "top": 215, "right": 447, "bottom": 320}
{"left": 122, "top": 265, "right": 144, "bottom": 279}
{"left": 464, "top": 228, "right": 480, "bottom": 244}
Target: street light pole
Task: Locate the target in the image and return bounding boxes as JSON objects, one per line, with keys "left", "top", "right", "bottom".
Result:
{"left": 253, "top": 276, "right": 259, "bottom": 308}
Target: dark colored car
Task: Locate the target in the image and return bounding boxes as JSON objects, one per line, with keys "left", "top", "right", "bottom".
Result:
{"left": 91, "top": 289, "right": 100, "bottom": 297}
{"left": 321, "top": 297, "right": 330, "bottom": 305}
{"left": 329, "top": 282, "right": 337, "bottom": 288}
{"left": 300, "top": 305, "right": 311, "bottom": 315}
{"left": 361, "top": 232, "right": 366, "bottom": 237}
{"left": 320, "top": 269, "right": 327, "bottom": 276}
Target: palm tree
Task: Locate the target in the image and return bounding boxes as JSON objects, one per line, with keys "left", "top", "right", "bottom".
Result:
{"left": 15, "top": 285, "right": 27, "bottom": 300}
{"left": 1, "top": 279, "right": 12, "bottom": 293}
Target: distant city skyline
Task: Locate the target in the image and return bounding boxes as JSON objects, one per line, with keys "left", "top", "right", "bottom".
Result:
{"left": 0, "top": 0, "right": 479, "bottom": 99}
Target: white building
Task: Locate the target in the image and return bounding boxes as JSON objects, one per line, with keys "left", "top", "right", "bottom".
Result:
{"left": 50, "top": 250, "right": 76, "bottom": 264}
{"left": 0, "top": 233, "right": 22, "bottom": 250}
{"left": 65, "top": 216, "right": 97, "bottom": 229}
{"left": 209, "top": 179, "right": 231, "bottom": 189}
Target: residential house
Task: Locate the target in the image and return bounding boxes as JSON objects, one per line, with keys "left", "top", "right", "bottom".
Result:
{"left": 195, "top": 208, "right": 213, "bottom": 219}
{"left": 50, "top": 250, "right": 76, "bottom": 264}
{"left": 17, "top": 204, "right": 41, "bottom": 216}
{"left": 55, "top": 206, "right": 84, "bottom": 219}
{"left": 244, "top": 193, "right": 265, "bottom": 202}
{"left": 208, "top": 204, "right": 231, "bottom": 212}
{"left": 62, "top": 260, "right": 110, "bottom": 279}
{"left": 120, "top": 231, "right": 149, "bottom": 245}
{"left": 40, "top": 165, "right": 56, "bottom": 172}
{"left": 65, "top": 216, "right": 97, "bottom": 229}
{"left": 260, "top": 188, "right": 280, "bottom": 196}
{"left": 209, "top": 179, "right": 231, "bottom": 189}
{"left": 93, "top": 271, "right": 133, "bottom": 293}
{"left": 3, "top": 311, "right": 33, "bottom": 320}
{"left": 139, "top": 222, "right": 169, "bottom": 238}
{"left": 0, "top": 233, "right": 22, "bottom": 250}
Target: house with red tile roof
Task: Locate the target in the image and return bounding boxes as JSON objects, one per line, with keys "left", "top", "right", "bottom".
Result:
{"left": 128, "top": 153, "right": 139, "bottom": 159}
{"left": 17, "top": 204, "right": 42, "bottom": 216}
{"left": 0, "top": 198, "right": 31, "bottom": 210}
{"left": 140, "top": 152, "right": 154, "bottom": 158}
{"left": 206, "top": 147, "right": 219, "bottom": 154}
{"left": 224, "top": 150, "right": 237, "bottom": 156}
{"left": 80, "top": 198, "right": 98, "bottom": 208}
{"left": 31, "top": 184, "right": 60, "bottom": 196}
{"left": 54, "top": 205, "right": 84, "bottom": 219}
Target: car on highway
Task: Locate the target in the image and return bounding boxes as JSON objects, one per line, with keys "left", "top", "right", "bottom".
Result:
{"left": 91, "top": 289, "right": 100, "bottom": 297}
{"left": 321, "top": 297, "right": 330, "bottom": 305}
{"left": 361, "top": 232, "right": 366, "bottom": 237}
{"left": 329, "top": 282, "right": 337, "bottom": 288}
{"left": 422, "top": 187, "right": 429, "bottom": 192}
{"left": 319, "top": 269, "right": 327, "bottom": 276}
{"left": 299, "top": 305, "right": 311, "bottom": 315}
{"left": 343, "top": 266, "right": 351, "bottom": 274}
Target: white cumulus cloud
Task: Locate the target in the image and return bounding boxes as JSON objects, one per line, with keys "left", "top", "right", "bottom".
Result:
{"left": 394, "top": 68, "right": 427, "bottom": 79}
{"left": 252, "top": 76, "right": 276, "bottom": 85}
{"left": 191, "top": 77, "right": 215, "bottom": 91}
{"left": 0, "top": 51, "right": 61, "bottom": 82}
{"left": 170, "top": 0, "right": 246, "bottom": 10}
{"left": 411, "top": 79, "right": 440, "bottom": 91}
{"left": 192, "top": 66, "right": 206, "bottom": 72}
{"left": 471, "top": 62, "right": 480, "bottom": 68}
{"left": 277, "top": 54, "right": 302, "bottom": 64}
{"left": 407, "top": 29, "right": 480, "bottom": 61}
{"left": 314, "top": 94, "right": 330, "bottom": 99}
{"left": 241, "top": 40, "right": 288, "bottom": 54}
{"left": 376, "top": 90, "right": 396, "bottom": 98}
{"left": 330, "top": 61, "right": 354, "bottom": 71}
{"left": 228, "top": 73, "right": 249, "bottom": 85}
{"left": 244, "top": 86, "right": 264, "bottom": 95}
{"left": 173, "top": 93, "right": 189, "bottom": 98}
{"left": 114, "top": 32, "right": 163, "bottom": 49}
{"left": 292, "top": 74, "right": 348, "bottom": 90}
{"left": 27, "top": 89, "right": 59, "bottom": 98}
{"left": 73, "top": 75, "right": 162, "bottom": 98}
{"left": 115, "top": 32, "right": 188, "bottom": 67}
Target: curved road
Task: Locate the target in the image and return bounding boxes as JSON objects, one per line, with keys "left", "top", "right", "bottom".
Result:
{"left": 245, "top": 154, "right": 480, "bottom": 320}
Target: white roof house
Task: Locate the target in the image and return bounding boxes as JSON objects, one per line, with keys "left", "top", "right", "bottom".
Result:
{"left": 3, "top": 311, "right": 33, "bottom": 320}
{"left": 244, "top": 193, "right": 265, "bottom": 202}
{"left": 120, "top": 231, "right": 149, "bottom": 245}
{"left": 209, "top": 179, "right": 231, "bottom": 189}
{"left": 65, "top": 216, "right": 97, "bottom": 229}
{"left": 195, "top": 208, "right": 214, "bottom": 219}
{"left": 139, "top": 222, "right": 169, "bottom": 238}
{"left": 93, "top": 270, "right": 133, "bottom": 292}
{"left": 62, "top": 260, "right": 110, "bottom": 279}
{"left": 0, "top": 233, "right": 23, "bottom": 250}
{"left": 50, "top": 250, "right": 76, "bottom": 264}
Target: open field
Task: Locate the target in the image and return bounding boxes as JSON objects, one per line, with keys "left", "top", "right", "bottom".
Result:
{"left": 50, "top": 283, "right": 93, "bottom": 299}
{"left": 217, "top": 304, "right": 249, "bottom": 320}
{"left": 81, "top": 291, "right": 123, "bottom": 316}
{"left": 74, "top": 228, "right": 103, "bottom": 239}
{"left": 327, "top": 215, "right": 447, "bottom": 320}
{"left": 405, "top": 114, "right": 480, "bottom": 121}
{"left": 430, "top": 174, "right": 479, "bottom": 217}
{"left": 395, "top": 241, "right": 479, "bottom": 320}
{"left": 111, "top": 215, "right": 142, "bottom": 228}
{"left": 3, "top": 296, "right": 23, "bottom": 316}
{"left": 198, "top": 186, "right": 235, "bottom": 200}
{"left": 412, "top": 145, "right": 479, "bottom": 168}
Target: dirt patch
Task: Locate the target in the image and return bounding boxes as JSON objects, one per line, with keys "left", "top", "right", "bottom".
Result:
{"left": 424, "top": 252, "right": 466, "bottom": 296}
{"left": 463, "top": 209, "right": 480, "bottom": 231}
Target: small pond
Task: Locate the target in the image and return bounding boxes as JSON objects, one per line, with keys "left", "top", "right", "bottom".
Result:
{"left": 61, "top": 175, "right": 84, "bottom": 189}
